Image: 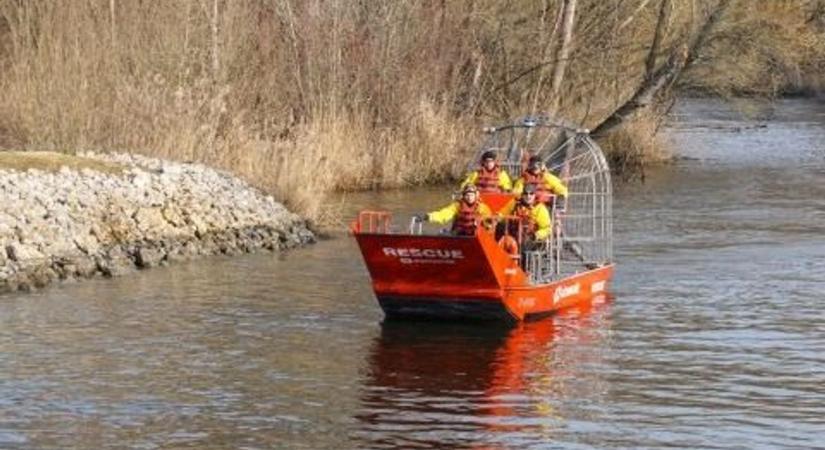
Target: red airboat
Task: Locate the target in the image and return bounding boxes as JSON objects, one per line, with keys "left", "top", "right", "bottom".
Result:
{"left": 351, "top": 117, "right": 614, "bottom": 322}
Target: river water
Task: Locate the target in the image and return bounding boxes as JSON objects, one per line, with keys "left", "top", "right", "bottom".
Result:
{"left": 1, "top": 99, "right": 824, "bottom": 449}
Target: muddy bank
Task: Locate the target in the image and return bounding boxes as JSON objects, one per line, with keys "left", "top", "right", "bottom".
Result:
{"left": 0, "top": 152, "right": 314, "bottom": 293}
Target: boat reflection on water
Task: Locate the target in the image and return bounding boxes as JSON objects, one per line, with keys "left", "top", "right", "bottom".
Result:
{"left": 354, "top": 294, "right": 613, "bottom": 449}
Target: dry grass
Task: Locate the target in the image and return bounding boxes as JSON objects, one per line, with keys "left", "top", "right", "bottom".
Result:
{"left": 0, "top": 1, "right": 822, "bottom": 221}
{"left": 0, "top": 151, "right": 122, "bottom": 174}
{"left": 599, "top": 110, "right": 670, "bottom": 181}
{"left": 681, "top": 1, "right": 825, "bottom": 96}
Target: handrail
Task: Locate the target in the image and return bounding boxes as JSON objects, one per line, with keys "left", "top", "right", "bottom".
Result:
{"left": 351, "top": 210, "right": 392, "bottom": 234}
{"left": 408, "top": 217, "right": 424, "bottom": 235}
{"left": 495, "top": 214, "right": 525, "bottom": 244}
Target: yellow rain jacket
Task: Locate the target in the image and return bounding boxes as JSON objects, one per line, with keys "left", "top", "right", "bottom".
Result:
{"left": 513, "top": 171, "right": 568, "bottom": 198}
{"left": 499, "top": 199, "right": 552, "bottom": 240}
{"left": 427, "top": 201, "right": 493, "bottom": 224}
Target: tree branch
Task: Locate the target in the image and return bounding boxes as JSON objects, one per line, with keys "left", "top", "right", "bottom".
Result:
{"left": 548, "top": 0, "right": 578, "bottom": 116}
{"left": 591, "top": 0, "right": 732, "bottom": 137}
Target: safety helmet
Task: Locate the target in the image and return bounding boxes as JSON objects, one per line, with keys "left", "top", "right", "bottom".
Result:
{"left": 481, "top": 150, "right": 497, "bottom": 162}
{"left": 462, "top": 184, "right": 479, "bottom": 194}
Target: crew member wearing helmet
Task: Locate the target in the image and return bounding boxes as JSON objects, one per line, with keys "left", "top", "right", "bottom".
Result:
{"left": 499, "top": 184, "right": 552, "bottom": 241}
{"left": 414, "top": 185, "right": 493, "bottom": 236}
{"left": 459, "top": 150, "right": 513, "bottom": 193}
{"left": 513, "top": 156, "right": 568, "bottom": 204}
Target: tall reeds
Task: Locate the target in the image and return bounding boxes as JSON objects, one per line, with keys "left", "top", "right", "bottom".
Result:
{"left": 0, "top": 0, "right": 822, "bottom": 220}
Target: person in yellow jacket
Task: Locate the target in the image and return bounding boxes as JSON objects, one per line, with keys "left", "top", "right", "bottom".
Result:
{"left": 459, "top": 150, "right": 513, "bottom": 193}
{"left": 512, "top": 156, "right": 568, "bottom": 203}
{"left": 414, "top": 185, "right": 493, "bottom": 236}
{"left": 499, "top": 184, "right": 552, "bottom": 241}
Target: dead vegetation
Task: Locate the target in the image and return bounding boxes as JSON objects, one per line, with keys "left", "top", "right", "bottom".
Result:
{"left": 0, "top": 0, "right": 822, "bottom": 220}
{"left": 681, "top": 0, "right": 825, "bottom": 96}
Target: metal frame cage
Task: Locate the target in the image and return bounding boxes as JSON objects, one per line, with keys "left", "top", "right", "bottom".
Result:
{"left": 471, "top": 116, "right": 613, "bottom": 280}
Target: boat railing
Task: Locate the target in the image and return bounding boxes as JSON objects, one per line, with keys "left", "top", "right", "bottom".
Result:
{"left": 524, "top": 250, "right": 552, "bottom": 283}
{"left": 520, "top": 199, "right": 583, "bottom": 283}
{"left": 351, "top": 210, "right": 393, "bottom": 234}
{"left": 496, "top": 214, "right": 558, "bottom": 283}
{"left": 408, "top": 217, "right": 424, "bottom": 235}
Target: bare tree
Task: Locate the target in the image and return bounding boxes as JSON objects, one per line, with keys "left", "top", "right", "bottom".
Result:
{"left": 109, "top": 0, "right": 116, "bottom": 47}
{"left": 618, "top": 0, "right": 654, "bottom": 31}
{"left": 645, "top": 0, "right": 671, "bottom": 79}
{"left": 211, "top": 0, "right": 219, "bottom": 77}
{"left": 530, "top": 0, "right": 563, "bottom": 115}
{"left": 548, "top": 0, "right": 577, "bottom": 116}
{"left": 592, "top": 0, "right": 732, "bottom": 137}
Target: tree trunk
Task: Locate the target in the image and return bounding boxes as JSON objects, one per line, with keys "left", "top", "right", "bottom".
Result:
{"left": 548, "top": 0, "right": 577, "bottom": 116}
{"left": 530, "top": 0, "right": 563, "bottom": 115}
{"left": 644, "top": 0, "right": 671, "bottom": 79}
{"left": 211, "top": 0, "right": 220, "bottom": 78}
{"left": 618, "top": 0, "right": 653, "bottom": 32}
{"left": 591, "top": 50, "right": 686, "bottom": 137}
{"left": 684, "top": 0, "right": 732, "bottom": 69}
{"left": 591, "top": 0, "right": 732, "bottom": 137}
{"left": 109, "top": 0, "right": 116, "bottom": 47}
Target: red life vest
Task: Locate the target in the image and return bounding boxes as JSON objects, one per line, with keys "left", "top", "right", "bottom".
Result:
{"left": 521, "top": 170, "right": 554, "bottom": 204}
{"left": 475, "top": 166, "right": 501, "bottom": 193}
{"left": 511, "top": 202, "right": 538, "bottom": 237}
{"left": 521, "top": 170, "right": 551, "bottom": 195}
{"left": 452, "top": 200, "right": 482, "bottom": 236}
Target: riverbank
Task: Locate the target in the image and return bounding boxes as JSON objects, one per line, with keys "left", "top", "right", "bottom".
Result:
{"left": 0, "top": 152, "right": 314, "bottom": 293}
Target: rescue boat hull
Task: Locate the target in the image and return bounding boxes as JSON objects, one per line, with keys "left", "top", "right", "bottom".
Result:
{"left": 375, "top": 266, "right": 613, "bottom": 322}
{"left": 502, "top": 265, "right": 613, "bottom": 320}
{"left": 378, "top": 295, "right": 516, "bottom": 322}
{"left": 353, "top": 228, "right": 613, "bottom": 322}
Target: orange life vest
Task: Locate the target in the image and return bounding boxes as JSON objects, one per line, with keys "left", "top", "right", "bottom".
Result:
{"left": 521, "top": 170, "right": 554, "bottom": 204}
{"left": 452, "top": 200, "right": 482, "bottom": 236}
{"left": 475, "top": 166, "right": 501, "bottom": 193}
{"left": 521, "top": 170, "right": 545, "bottom": 192}
{"left": 511, "top": 202, "right": 538, "bottom": 237}
{"left": 498, "top": 235, "right": 519, "bottom": 259}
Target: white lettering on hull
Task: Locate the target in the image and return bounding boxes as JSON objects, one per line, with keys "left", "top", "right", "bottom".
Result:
{"left": 382, "top": 247, "right": 465, "bottom": 265}
{"left": 553, "top": 283, "right": 580, "bottom": 304}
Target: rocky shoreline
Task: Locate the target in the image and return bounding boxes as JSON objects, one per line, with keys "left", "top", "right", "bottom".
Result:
{"left": 0, "top": 152, "right": 314, "bottom": 293}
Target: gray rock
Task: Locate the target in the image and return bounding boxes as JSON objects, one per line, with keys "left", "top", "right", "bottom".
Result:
{"left": 135, "top": 244, "right": 166, "bottom": 268}
{"left": 95, "top": 251, "right": 135, "bottom": 277}
{"left": 59, "top": 256, "right": 98, "bottom": 278}
{"left": 1, "top": 151, "right": 314, "bottom": 293}
{"left": 6, "top": 242, "right": 45, "bottom": 264}
{"left": 161, "top": 204, "right": 185, "bottom": 227}
{"left": 29, "top": 265, "right": 57, "bottom": 288}
{"left": 133, "top": 207, "right": 168, "bottom": 236}
{"left": 74, "top": 231, "right": 101, "bottom": 255}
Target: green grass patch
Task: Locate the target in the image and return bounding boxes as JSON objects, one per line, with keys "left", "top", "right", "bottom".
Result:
{"left": 0, "top": 151, "right": 122, "bottom": 174}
